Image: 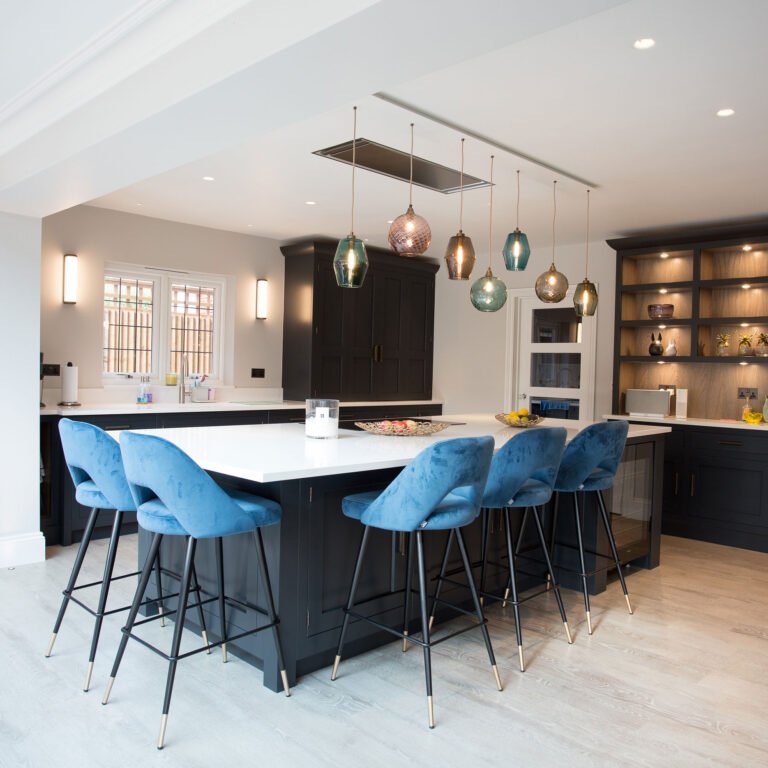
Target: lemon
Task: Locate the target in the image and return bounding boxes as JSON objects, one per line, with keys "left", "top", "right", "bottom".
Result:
{"left": 517, "top": 408, "right": 529, "bottom": 417}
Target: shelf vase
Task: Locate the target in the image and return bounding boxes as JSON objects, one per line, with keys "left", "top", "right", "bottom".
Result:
{"left": 716, "top": 343, "right": 729, "bottom": 357}
{"left": 738, "top": 344, "right": 752, "bottom": 356}
{"left": 756, "top": 343, "right": 768, "bottom": 357}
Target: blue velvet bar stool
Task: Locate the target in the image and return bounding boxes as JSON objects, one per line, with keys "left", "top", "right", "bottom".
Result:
{"left": 430, "top": 427, "right": 573, "bottom": 673}
{"left": 104, "top": 431, "right": 290, "bottom": 750}
{"left": 45, "top": 418, "right": 186, "bottom": 692}
{"left": 552, "top": 420, "right": 632, "bottom": 635}
{"left": 330, "top": 436, "right": 500, "bottom": 729}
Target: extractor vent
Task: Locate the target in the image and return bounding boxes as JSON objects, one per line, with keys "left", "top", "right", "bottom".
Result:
{"left": 313, "top": 138, "right": 489, "bottom": 194}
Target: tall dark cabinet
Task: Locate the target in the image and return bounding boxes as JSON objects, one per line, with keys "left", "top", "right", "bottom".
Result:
{"left": 281, "top": 239, "right": 439, "bottom": 401}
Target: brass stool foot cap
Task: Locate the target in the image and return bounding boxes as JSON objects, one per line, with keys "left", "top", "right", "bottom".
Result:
{"left": 102, "top": 676, "right": 115, "bottom": 705}
{"left": 402, "top": 630, "right": 409, "bottom": 653}
{"left": 202, "top": 630, "right": 211, "bottom": 654}
{"left": 280, "top": 669, "right": 291, "bottom": 697}
{"left": 502, "top": 587, "right": 511, "bottom": 608}
{"left": 45, "top": 632, "right": 57, "bottom": 658}
{"left": 157, "top": 714, "right": 168, "bottom": 750}
{"left": 492, "top": 664, "right": 503, "bottom": 691}
{"left": 222, "top": 642, "right": 228, "bottom": 664}
{"left": 427, "top": 695, "right": 435, "bottom": 729}
{"left": 83, "top": 661, "right": 94, "bottom": 692}
{"left": 625, "top": 594, "right": 634, "bottom": 615}
{"left": 586, "top": 610, "right": 593, "bottom": 635}
{"left": 428, "top": 616, "right": 435, "bottom": 631}
{"left": 564, "top": 621, "right": 573, "bottom": 645}
{"left": 518, "top": 645, "right": 525, "bottom": 673}
{"left": 330, "top": 655, "right": 341, "bottom": 681}
{"left": 158, "top": 606, "right": 166, "bottom": 628}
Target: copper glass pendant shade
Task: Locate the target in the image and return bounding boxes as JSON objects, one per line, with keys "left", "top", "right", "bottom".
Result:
{"left": 534, "top": 181, "right": 568, "bottom": 303}
{"left": 574, "top": 189, "right": 598, "bottom": 316}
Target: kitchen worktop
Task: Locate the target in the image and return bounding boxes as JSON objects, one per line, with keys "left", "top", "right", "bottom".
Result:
{"left": 606, "top": 413, "right": 768, "bottom": 432}
{"left": 117, "top": 415, "right": 670, "bottom": 484}
{"left": 41, "top": 399, "right": 444, "bottom": 417}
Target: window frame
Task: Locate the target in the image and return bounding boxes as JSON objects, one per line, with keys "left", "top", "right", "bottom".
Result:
{"left": 102, "top": 263, "right": 226, "bottom": 384}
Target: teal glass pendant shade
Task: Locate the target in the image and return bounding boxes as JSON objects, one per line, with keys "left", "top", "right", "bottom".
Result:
{"left": 574, "top": 277, "right": 598, "bottom": 316}
{"left": 470, "top": 267, "right": 507, "bottom": 312}
{"left": 534, "top": 263, "right": 569, "bottom": 303}
{"left": 333, "top": 235, "right": 368, "bottom": 288}
{"left": 502, "top": 229, "right": 531, "bottom": 271}
{"left": 444, "top": 231, "right": 476, "bottom": 280}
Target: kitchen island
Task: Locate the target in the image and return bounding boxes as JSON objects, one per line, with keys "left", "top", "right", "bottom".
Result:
{"left": 128, "top": 415, "right": 669, "bottom": 691}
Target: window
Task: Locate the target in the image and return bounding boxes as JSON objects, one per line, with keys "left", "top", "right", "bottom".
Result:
{"left": 103, "top": 265, "right": 225, "bottom": 380}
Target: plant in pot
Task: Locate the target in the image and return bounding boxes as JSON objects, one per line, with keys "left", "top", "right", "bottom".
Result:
{"left": 738, "top": 333, "right": 753, "bottom": 356}
{"left": 756, "top": 332, "right": 768, "bottom": 357}
{"left": 715, "top": 332, "right": 730, "bottom": 356}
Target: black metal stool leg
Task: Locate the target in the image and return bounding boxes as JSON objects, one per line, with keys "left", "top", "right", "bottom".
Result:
{"left": 547, "top": 494, "right": 561, "bottom": 590}
{"left": 46, "top": 507, "right": 100, "bottom": 657}
{"left": 214, "top": 537, "right": 228, "bottom": 662}
{"left": 530, "top": 506, "right": 573, "bottom": 644}
{"left": 401, "top": 533, "right": 413, "bottom": 652}
{"left": 84, "top": 509, "right": 123, "bottom": 691}
{"left": 331, "top": 526, "right": 370, "bottom": 681}
{"left": 455, "top": 528, "right": 502, "bottom": 692}
{"left": 502, "top": 508, "right": 525, "bottom": 671}
{"left": 596, "top": 490, "right": 633, "bottom": 615}
{"left": 478, "top": 509, "right": 489, "bottom": 607}
{"left": 157, "top": 536, "right": 196, "bottom": 750}
{"left": 415, "top": 530, "right": 435, "bottom": 728}
{"left": 572, "top": 492, "right": 592, "bottom": 634}
{"left": 102, "top": 533, "right": 163, "bottom": 705}
{"left": 503, "top": 507, "right": 529, "bottom": 607}
{"left": 428, "top": 529, "right": 453, "bottom": 631}
{"left": 154, "top": 542, "right": 165, "bottom": 628}
{"left": 253, "top": 528, "right": 290, "bottom": 696}
{"left": 190, "top": 557, "right": 211, "bottom": 654}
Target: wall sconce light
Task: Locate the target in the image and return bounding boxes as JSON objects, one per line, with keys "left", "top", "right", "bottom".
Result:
{"left": 63, "top": 253, "right": 78, "bottom": 304}
{"left": 256, "top": 278, "right": 268, "bottom": 320}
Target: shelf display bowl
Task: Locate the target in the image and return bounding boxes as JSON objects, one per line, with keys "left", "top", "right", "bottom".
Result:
{"left": 354, "top": 420, "right": 450, "bottom": 436}
{"left": 647, "top": 303, "right": 674, "bottom": 319}
{"left": 494, "top": 413, "right": 544, "bottom": 428}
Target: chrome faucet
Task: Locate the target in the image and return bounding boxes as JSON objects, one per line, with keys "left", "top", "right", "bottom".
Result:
{"left": 178, "top": 354, "right": 188, "bottom": 404}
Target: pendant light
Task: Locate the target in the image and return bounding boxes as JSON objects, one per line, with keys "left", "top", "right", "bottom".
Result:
{"left": 444, "top": 138, "right": 476, "bottom": 280}
{"left": 333, "top": 106, "right": 368, "bottom": 288}
{"left": 470, "top": 156, "right": 507, "bottom": 312}
{"left": 388, "top": 123, "right": 431, "bottom": 257}
{"left": 534, "top": 180, "right": 568, "bottom": 303}
{"left": 574, "top": 189, "right": 598, "bottom": 316}
{"left": 502, "top": 170, "right": 531, "bottom": 271}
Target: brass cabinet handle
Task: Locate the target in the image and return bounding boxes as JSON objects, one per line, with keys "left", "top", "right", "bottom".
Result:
{"left": 690, "top": 474, "right": 696, "bottom": 497}
{"left": 719, "top": 440, "right": 742, "bottom": 447}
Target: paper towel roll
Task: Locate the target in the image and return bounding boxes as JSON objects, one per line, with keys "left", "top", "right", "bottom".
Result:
{"left": 60, "top": 363, "right": 80, "bottom": 405}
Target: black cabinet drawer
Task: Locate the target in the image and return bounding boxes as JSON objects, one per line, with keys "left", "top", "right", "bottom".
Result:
{"left": 159, "top": 411, "right": 268, "bottom": 428}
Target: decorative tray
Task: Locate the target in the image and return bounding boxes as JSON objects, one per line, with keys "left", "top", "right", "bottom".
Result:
{"left": 494, "top": 413, "right": 544, "bottom": 428}
{"left": 354, "top": 419, "right": 451, "bottom": 436}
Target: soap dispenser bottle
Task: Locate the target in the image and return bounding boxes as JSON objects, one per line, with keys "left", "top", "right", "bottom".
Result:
{"left": 762, "top": 395, "right": 768, "bottom": 423}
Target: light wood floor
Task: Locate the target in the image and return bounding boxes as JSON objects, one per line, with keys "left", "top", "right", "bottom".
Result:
{"left": 1, "top": 534, "right": 766, "bottom": 767}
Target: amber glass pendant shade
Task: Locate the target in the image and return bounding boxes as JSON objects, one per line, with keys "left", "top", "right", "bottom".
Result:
{"left": 574, "top": 277, "right": 598, "bottom": 316}
{"left": 535, "top": 262, "right": 569, "bottom": 303}
{"left": 333, "top": 235, "right": 368, "bottom": 288}
{"left": 444, "top": 231, "right": 476, "bottom": 280}
{"left": 470, "top": 267, "right": 507, "bottom": 312}
{"left": 388, "top": 204, "right": 432, "bottom": 256}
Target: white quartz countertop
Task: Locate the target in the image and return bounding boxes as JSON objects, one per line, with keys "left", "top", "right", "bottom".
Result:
{"left": 42, "top": 399, "right": 443, "bottom": 417}
{"left": 117, "top": 414, "right": 670, "bottom": 484}
{"left": 606, "top": 413, "right": 768, "bottom": 432}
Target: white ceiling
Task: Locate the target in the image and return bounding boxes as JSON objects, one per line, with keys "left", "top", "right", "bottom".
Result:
{"left": 2, "top": 0, "right": 767, "bottom": 255}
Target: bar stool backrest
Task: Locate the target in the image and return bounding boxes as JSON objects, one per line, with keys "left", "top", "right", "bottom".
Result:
{"left": 482, "top": 427, "right": 567, "bottom": 508}
{"left": 59, "top": 418, "right": 135, "bottom": 511}
{"left": 120, "top": 432, "right": 259, "bottom": 539}
{"left": 360, "top": 436, "right": 494, "bottom": 532}
{"left": 554, "top": 421, "right": 629, "bottom": 492}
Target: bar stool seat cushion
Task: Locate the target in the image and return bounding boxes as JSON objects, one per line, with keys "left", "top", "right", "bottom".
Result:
{"left": 579, "top": 468, "right": 615, "bottom": 491}
{"left": 74, "top": 480, "right": 113, "bottom": 510}
{"left": 343, "top": 490, "right": 480, "bottom": 531}
{"left": 508, "top": 478, "right": 553, "bottom": 507}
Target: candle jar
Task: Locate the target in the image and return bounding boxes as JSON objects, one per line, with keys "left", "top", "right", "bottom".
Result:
{"left": 305, "top": 399, "right": 339, "bottom": 439}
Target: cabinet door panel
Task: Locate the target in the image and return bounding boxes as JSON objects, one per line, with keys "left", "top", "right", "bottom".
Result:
{"left": 312, "top": 263, "right": 344, "bottom": 397}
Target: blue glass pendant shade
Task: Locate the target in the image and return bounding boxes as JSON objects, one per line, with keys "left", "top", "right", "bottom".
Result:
{"left": 333, "top": 235, "right": 368, "bottom": 288}
{"left": 470, "top": 267, "right": 507, "bottom": 312}
{"left": 573, "top": 277, "right": 598, "bottom": 316}
{"left": 502, "top": 228, "right": 531, "bottom": 271}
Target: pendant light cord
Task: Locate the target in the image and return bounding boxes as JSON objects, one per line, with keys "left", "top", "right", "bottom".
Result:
{"left": 584, "top": 189, "right": 591, "bottom": 277}
{"left": 516, "top": 170, "right": 521, "bottom": 229}
{"left": 551, "top": 180, "right": 557, "bottom": 268}
{"left": 488, "top": 156, "right": 494, "bottom": 269}
{"left": 351, "top": 106, "right": 357, "bottom": 234}
{"left": 459, "top": 138, "right": 465, "bottom": 231}
{"left": 409, "top": 123, "right": 414, "bottom": 207}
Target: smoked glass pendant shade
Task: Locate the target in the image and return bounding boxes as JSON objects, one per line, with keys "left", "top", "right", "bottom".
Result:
{"left": 444, "top": 231, "right": 476, "bottom": 280}
{"left": 502, "top": 229, "right": 531, "bottom": 271}
{"left": 574, "top": 277, "right": 598, "bottom": 316}
{"left": 333, "top": 235, "right": 368, "bottom": 288}
{"left": 535, "top": 263, "right": 569, "bottom": 303}
{"left": 388, "top": 204, "right": 432, "bottom": 256}
{"left": 470, "top": 267, "right": 507, "bottom": 312}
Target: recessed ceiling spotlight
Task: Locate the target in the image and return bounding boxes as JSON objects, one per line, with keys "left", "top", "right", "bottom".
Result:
{"left": 742, "top": 284, "right": 751, "bottom": 289}
{"left": 740, "top": 322, "right": 749, "bottom": 327}
{"left": 739, "top": 361, "right": 749, "bottom": 366}
{"left": 247, "top": 224, "right": 253, "bottom": 228}
{"left": 658, "top": 324, "right": 666, "bottom": 330}
{"left": 659, "top": 288, "right": 668, "bottom": 294}
{"left": 633, "top": 38, "right": 655, "bottom": 50}
{"left": 716, "top": 108, "right": 735, "bottom": 117}
{"left": 202, "top": 176, "right": 215, "bottom": 181}
{"left": 135, "top": 202, "right": 143, "bottom": 207}
{"left": 657, "top": 360, "right": 665, "bottom": 365}
{"left": 742, "top": 245, "right": 753, "bottom": 252}
{"left": 659, "top": 252, "right": 669, "bottom": 259}
{"left": 305, "top": 201, "right": 317, "bottom": 206}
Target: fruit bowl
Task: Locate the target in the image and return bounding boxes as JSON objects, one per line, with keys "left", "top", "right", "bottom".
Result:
{"left": 494, "top": 413, "right": 544, "bottom": 428}
{"left": 355, "top": 419, "right": 450, "bottom": 436}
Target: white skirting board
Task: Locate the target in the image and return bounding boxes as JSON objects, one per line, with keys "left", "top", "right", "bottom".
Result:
{"left": 0, "top": 531, "right": 46, "bottom": 568}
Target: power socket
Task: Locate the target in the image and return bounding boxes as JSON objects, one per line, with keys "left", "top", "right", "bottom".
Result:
{"left": 738, "top": 387, "right": 758, "bottom": 400}
{"left": 251, "top": 368, "right": 265, "bottom": 379}
{"left": 41, "top": 363, "right": 61, "bottom": 377}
